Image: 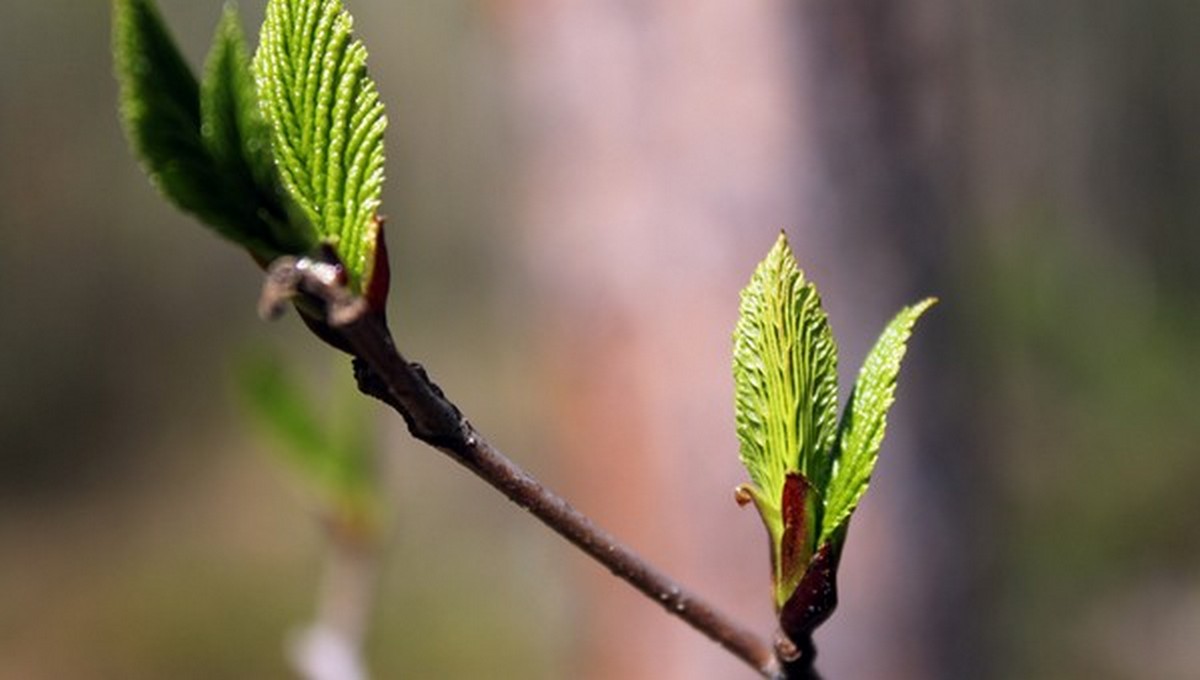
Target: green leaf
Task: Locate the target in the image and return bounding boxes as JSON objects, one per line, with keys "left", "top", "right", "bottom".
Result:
{"left": 201, "top": 7, "right": 273, "bottom": 192}
{"left": 114, "top": 0, "right": 316, "bottom": 260}
{"left": 237, "top": 352, "right": 375, "bottom": 508}
{"left": 200, "top": 5, "right": 315, "bottom": 256}
{"left": 733, "top": 233, "right": 840, "bottom": 544}
{"left": 254, "top": 0, "right": 388, "bottom": 293}
{"left": 114, "top": 0, "right": 220, "bottom": 226}
{"left": 819, "top": 297, "right": 936, "bottom": 545}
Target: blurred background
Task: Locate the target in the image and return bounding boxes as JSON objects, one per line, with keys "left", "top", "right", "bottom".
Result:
{"left": 1, "top": 1, "right": 1198, "bottom": 678}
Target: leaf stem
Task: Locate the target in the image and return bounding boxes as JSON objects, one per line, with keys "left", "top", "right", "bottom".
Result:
{"left": 260, "top": 255, "right": 785, "bottom": 679}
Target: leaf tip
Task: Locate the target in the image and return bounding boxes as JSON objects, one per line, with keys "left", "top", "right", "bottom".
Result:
{"left": 912, "top": 296, "right": 938, "bottom": 315}
{"left": 767, "top": 229, "right": 796, "bottom": 265}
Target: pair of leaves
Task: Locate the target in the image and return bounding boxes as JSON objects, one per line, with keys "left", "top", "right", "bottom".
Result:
{"left": 733, "top": 237, "right": 839, "bottom": 603}
{"left": 114, "top": 0, "right": 309, "bottom": 260}
{"left": 114, "top": 0, "right": 387, "bottom": 294}
{"left": 733, "top": 233, "right": 934, "bottom": 608}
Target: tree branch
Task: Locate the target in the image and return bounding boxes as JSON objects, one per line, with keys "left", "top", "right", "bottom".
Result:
{"left": 260, "top": 255, "right": 788, "bottom": 679}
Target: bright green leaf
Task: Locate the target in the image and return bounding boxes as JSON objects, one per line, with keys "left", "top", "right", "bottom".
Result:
{"left": 733, "top": 233, "right": 840, "bottom": 545}
{"left": 819, "top": 297, "right": 936, "bottom": 545}
{"left": 200, "top": 5, "right": 315, "bottom": 256}
{"left": 254, "top": 0, "right": 388, "bottom": 292}
{"left": 201, "top": 7, "right": 273, "bottom": 191}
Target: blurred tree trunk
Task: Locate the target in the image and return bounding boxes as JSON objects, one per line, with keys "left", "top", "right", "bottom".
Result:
{"left": 791, "top": 3, "right": 988, "bottom": 678}
{"left": 490, "top": 1, "right": 980, "bottom": 677}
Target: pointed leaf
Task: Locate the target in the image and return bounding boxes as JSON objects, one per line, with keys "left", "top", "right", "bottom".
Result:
{"left": 200, "top": 5, "right": 315, "bottom": 256}
{"left": 201, "top": 7, "right": 273, "bottom": 191}
{"left": 733, "top": 233, "right": 840, "bottom": 529}
{"left": 820, "top": 298, "right": 936, "bottom": 544}
{"left": 254, "top": 0, "right": 388, "bottom": 293}
{"left": 114, "top": 0, "right": 221, "bottom": 225}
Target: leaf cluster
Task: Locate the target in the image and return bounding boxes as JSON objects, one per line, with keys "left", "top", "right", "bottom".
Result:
{"left": 114, "top": 0, "right": 388, "bottom": 532}
{"left": 114, "top": 0, "right": 387, "bottom": 294}
{"left": 733, "top": 233, "right": 934, "bottom": 609}
{"left": 114, "top": 0, "right": 312, "bottom": 262}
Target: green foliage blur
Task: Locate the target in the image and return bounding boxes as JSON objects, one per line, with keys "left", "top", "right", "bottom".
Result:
{"left": 236, "top": 350, "right": 377, "bottom": 522}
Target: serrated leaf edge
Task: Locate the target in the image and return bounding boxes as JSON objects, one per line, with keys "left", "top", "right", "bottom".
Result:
{"left": 818, "top": 297, "right": 937, "bottom": 545}
{"left": 254, "top": 0, "right": 387, "bottom": 292}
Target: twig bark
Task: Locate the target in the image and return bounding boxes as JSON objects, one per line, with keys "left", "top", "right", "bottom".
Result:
{"left": 260, "top": 255, "right": 790, "bottom": 679}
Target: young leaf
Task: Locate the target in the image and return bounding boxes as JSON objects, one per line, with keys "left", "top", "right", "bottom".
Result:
{"left": 114, "top": 0, "right": 223, "bottom": 227}
{"left": 200, "top": 5, "right": 315, "bottom": 256}
{"left": 819, "top": 298, "right": 937, "bottom": 545}
{"left": 201, "top": 7, "right": 273, "bottom": 192}
{"left": 733, "top": 233, "right": 840, "bottom": 541}
{"left": 254, "top": 0, "right": 388, "bottom": 293}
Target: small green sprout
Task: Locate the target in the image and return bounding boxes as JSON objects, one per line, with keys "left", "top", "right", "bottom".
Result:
{"left": 733, "top": 232, "right": 935, "bottom": 642}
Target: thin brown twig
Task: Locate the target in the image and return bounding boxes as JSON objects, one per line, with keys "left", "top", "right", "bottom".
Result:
{"left": 260, "top": 255, "right": 787, "bottom": 680}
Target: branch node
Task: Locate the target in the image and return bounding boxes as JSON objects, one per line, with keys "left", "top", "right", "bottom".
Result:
{"left": 259, "top": 256, "right": 303, "bottom": 320}
{"left": 775, "top": 634, "right": 801, "bottom": 663}
{"left": 259, "top": 253, "right": 369, "bottom": 327}
{"left": 351, "top": 357, "right": 470, "bottom": 450}
{"left": 776, "top": 633, "right": 821, "bottom": 680}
